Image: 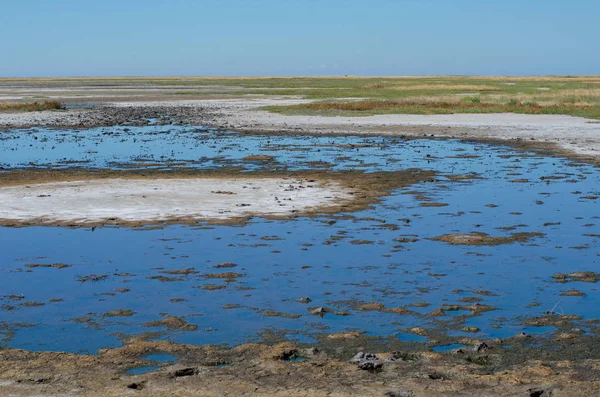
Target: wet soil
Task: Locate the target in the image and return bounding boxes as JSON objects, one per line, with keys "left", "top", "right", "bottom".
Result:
{"left": 1, "top": 337, "right": 600, "bottom": 396}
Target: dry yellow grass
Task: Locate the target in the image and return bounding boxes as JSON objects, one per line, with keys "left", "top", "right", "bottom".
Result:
{"left": 388, "top": 84, "right": 502, "bottom": 91}
{"left": 0, "top": 101, "right": 64, "bottom": 112}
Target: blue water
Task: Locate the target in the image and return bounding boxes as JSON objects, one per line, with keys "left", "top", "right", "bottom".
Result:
{"left": 432, "top": 344, "right": 469, "bottom": 353}
{"left": 396, "top": 333, "right": 429, "bottom": 343}
{"left": 126, "top": 366, "right": 160, "bottom": 376}
{"left": 0, "top": 126, "right": 598, "bottom": 354}
{"left": 124, "top": 353, "right": 177, "bottom": 375}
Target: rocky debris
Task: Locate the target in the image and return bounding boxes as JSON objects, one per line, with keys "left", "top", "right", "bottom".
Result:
{"left": 351, "top": 352, "right": 393, "bottom": 371}
{"left": 475, "top": 342, "right": 490, "bottom": 352}
{"left": 296, "top": 297, "right": 312, "bottom": 303}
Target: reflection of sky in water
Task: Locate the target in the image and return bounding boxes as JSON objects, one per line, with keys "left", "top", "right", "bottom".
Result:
{"left": 0, "top": 126, "right": 599, "bottom": 354}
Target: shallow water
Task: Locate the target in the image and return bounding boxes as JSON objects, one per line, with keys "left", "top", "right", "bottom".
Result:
{"left": 0, "top": 126, "right": 599, "bottom": 354}
{"left": 126, "top": 366, "right": 160, "bottom": 376}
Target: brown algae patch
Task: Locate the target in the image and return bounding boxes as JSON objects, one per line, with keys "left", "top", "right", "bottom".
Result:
{"left": 357, "top": 302, "right": 416, "bottom": 316}
{"left": 431, "top": 231, "right": 544, "bottom": 246}
{"left": 24, "top": 263, "right": 71, "bottom": 269}
{"left": 213, "top": 262, "right": 238, "bottom": 269}
{"left": 203, "top": 272, "right": 245, "bottom": 280}
{"left": 552, "top": 272, "right": 600, "bottom": 283}
{"left": 162, "top": 268, "right": 198, "bottom": 275}
{"left": 197, "top": 284, "right": 227, "bottom": 291}
{"left": 103, "top": 309, "right": 136, "bottom": 317}
{"left": 560, "top": 290, "right": 587, "bottom": 297}
{"left": 420, "top": 202, "right": 449, "bottom": 207}
{"left": 261, "top": 311, "right": 301, "bottom": 319}
{"left": 144, "top": 316, "right": 198, "bottom": 331}
{"left": 242, "top": 155, "right": 275, "bottom": 161}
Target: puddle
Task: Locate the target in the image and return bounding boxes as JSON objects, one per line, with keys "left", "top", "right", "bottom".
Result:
{"left": 396, "top": 333, "right": 429, "bottom": 343}
{"left": 0, "top": 126, "right": 599, "bottom": 353}
{"left": 432, "top": 344, "right": 469, "bottom": 353}
{"left": 285, "top": 357, "right": 309, "bottom": 363}
{"left": 522, "top": 326, "right": 558, "bottom": 336}
{"left": 126, "top": 366, "right": 160, "bottom": 376}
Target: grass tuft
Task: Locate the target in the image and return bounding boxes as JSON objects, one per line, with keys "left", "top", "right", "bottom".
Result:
{"left": 0, "top": 100, "right": 65, "bottom": 112}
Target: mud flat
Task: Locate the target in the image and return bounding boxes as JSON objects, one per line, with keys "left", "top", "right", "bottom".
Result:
{"left": 0, "top": 177, "right": 350, "bottom": 227}
{"left": 0, "top": 169, "right": 434, "bottom": 226}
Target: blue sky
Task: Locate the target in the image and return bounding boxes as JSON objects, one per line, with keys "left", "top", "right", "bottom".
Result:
{"left": 1, "top": 0, "right": 598, "bottom": 77}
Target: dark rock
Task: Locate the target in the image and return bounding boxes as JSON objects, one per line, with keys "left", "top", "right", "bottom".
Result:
{"left": 529, "top": 388, "right": 553, "bottom": 397}
{"left": 172, "top": 368, "right": 197, "bottom": 378}
{"left": 310, "top": 307, "right": 327, "bottom": 316}
{"left": 359, "top": 361, "right": 383, "bottom": 371}
{"left": 127, "top": 382, "right": 144, "bottom": 390}
{"left": 351, "top": 352, "right": 386, "bottom": 371}
{"left": 278, "top": 349, "right": 299, "bottom": 361}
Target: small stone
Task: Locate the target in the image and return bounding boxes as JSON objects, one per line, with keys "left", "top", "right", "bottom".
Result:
{"left": 358, "top": 361, "right": 383, "bottom": 371}
{"left": 296, "top": 297, "right": 312, "bottom": 304}
{"left": 528, "top": 387, "right": 553, "bottom": 397}
{"left": 310, "top": 307, "right": 327, "bottom": 316}
{"left": 127, "top": 382, "right": 144, "bottom": 390}
{"left": 171, "top": 368, "right": 197, "bottom": 378}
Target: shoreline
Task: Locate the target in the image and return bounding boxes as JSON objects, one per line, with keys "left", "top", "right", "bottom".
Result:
{"left": 1, "top": 98, "right": 599, "bottom": 165}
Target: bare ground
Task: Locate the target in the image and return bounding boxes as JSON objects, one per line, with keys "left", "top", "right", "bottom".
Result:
{"left": 1, "top": 339, "right": 599, "bottom": 397}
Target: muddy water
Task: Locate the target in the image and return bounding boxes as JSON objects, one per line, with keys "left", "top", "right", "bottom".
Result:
{"left": 0, "top": 126, "right": 598, "bottom": 354}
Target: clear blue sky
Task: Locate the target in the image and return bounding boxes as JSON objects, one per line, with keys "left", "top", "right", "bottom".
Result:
{"left": 1, "top": 0, "right": 598, "bottom": 77}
